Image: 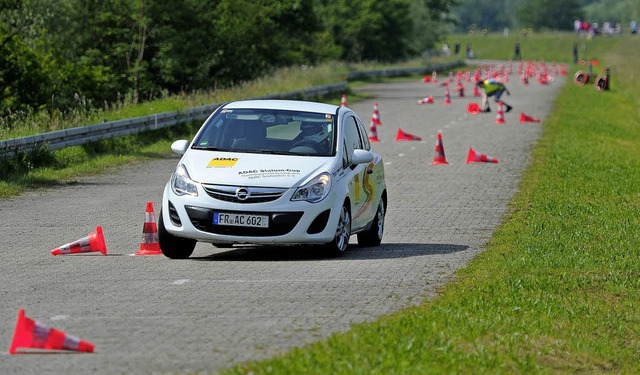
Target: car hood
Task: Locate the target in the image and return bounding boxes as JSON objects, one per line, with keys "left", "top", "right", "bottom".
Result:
{"left": 182, "top": 150, "right": 335, "bottom": 188}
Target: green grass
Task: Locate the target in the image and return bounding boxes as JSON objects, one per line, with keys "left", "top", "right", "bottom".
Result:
{"left": 218, "top": 32, "right": 640, "bottom": 374}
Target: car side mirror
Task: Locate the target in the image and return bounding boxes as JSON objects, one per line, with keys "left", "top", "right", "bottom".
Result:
{"left": 351, "top": 149, "right": 374, "bottom": 165}
{"left": 171, "top": 140, "right": 190, "bottom": 155}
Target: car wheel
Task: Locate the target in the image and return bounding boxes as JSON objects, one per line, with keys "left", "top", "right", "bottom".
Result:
{"left": 324, "top": 205, "right": 351, "bottom": 256}
{"left": 357, "top": 200, "right": 385, "bottom": 247}
{"left": 158, "top": 210, "right": 196, "bottom": 259}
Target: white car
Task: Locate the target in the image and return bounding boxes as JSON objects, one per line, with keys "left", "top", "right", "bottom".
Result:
{"left": 159, "top": 99, "right": 387, "bottom": 258}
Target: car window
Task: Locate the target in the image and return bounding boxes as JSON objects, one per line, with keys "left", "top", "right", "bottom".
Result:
{"left": 356, "top": 117, "right": 371, "bottom": 151}
{"left": 191, "top": 108, "right": 335, "bottom": 156}
{"left": 343, "top": 115, "right": 363, "bottom": 166}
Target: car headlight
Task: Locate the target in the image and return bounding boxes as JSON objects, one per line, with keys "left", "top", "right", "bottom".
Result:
{"left": 291, "top": 172, "right": 331, "bottom": 203}
{"left": 171, "top": 164, "right": 198, "bottom": 196}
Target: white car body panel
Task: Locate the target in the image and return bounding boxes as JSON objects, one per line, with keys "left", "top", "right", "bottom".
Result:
{"left": 160, "top": 99, "right": 386, "bottom": 253}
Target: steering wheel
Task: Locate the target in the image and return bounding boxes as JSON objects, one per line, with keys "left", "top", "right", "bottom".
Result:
{"left": 291, "top": 140, "right": 320, "bottom": 153}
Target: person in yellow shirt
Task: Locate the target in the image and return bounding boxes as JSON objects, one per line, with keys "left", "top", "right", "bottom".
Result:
{"left": 477, "top": 78, "right": 512, "bottom": 113}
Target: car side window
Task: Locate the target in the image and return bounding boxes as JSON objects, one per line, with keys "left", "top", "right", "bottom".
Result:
{"left": 343, "top": 115, "right": 363, "bottom": 167}
{"left": 356, "top": 118, "right": 371, "bottom": 151}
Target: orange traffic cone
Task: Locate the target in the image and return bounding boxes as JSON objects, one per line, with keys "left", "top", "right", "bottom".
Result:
{"left": 467, "top": 103, "right": 480, "bottom": 114}
{"left": 466, "top": 147, "right": 498, "bottom": 164}
{"left": 431, "top": 70, "right": 437, "bottom": 83}
{"left": 520, "top": 112, "right": 541, "bottom": 123}
{"left": 51, "top": 226, "right": 107, "bottom": 256}
{"left": 396, "top": 128, "right": 422, "bottom": 141}
{"left": 368, "top": 121, "right": 380, "bottom": 142}
{"left": 495, "top": 102, "right": 506, "bottom": 124}
{"left": 9, "top": 309, "right": 95, "bottom": 354}
{"left": 135, "top": 201, "right": 162, "bottom": 256}
{"left": 432, "top": 133, "right": 448, "bottom": 165}
{"left": 371, "top": 102, "right": 382, "bottom": 126}
{"left": 456, "top": 81, "right": 465, "bottom": 97}
{"left": 417, "top": 95, "right": 434, "bottom": 105}
{"left": 473, "top": 84, "right": 481, "bottom": 97}
{"left": 341, "top": 94, "right": 347, "bottom": 107}
{"left": 422, "top": 75, "right": 431, "bottom": 83}
{"left": 443, "top": 87, "right": 452, "bottom": 104}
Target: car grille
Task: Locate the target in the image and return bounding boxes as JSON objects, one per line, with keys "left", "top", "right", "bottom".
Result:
{"left": 202, "top": 184, "right": 288, "bottom": 204}
{"left": 185, "top": 206, "right": 303, "bottom": 237}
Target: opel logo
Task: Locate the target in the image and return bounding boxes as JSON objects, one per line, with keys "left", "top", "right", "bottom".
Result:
{"left": 235, "top": 187, "right": 250, "bottom": 201}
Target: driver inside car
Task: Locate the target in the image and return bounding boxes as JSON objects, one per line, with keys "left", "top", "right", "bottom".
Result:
{"left": 291, "top": 121, "right": 331, "bottom": 154}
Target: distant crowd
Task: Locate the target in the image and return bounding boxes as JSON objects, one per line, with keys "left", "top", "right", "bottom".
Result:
{"left": 574, "top": 19, "right": 638, "bottom": 37}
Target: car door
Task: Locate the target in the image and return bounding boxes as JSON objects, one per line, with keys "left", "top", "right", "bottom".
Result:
{"left": 342, "top": 114, "right": 369, "bottom": 231}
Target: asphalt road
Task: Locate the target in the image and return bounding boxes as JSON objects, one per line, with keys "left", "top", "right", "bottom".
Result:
{"left": 0, "top": 62, "right": 565, "bottom": 374}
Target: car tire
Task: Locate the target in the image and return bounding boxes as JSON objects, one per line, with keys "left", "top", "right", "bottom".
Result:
{"left": 357, "top": 200, "right": 385, "bottom": 247}
{"left": 324, "top": 205, "right": 351, "bottom": 256}
{"left": 158, "top": 210, "right": 196, "bottom": 259}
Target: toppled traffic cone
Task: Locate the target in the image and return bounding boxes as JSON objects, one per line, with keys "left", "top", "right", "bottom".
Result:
{"left": 422, "top": 75, "right": 431, "bottom": 83}
{"left": 341, "top": 94, "right": 347, "bottom": 107}
{"left": 9, "top": 309, "right": 95, "bottom": 354}
{"left": 466, "top": 147, "right": 498, "bottom": 164}
{"left": 396, "top": 128, "right": 422, "bottom": 141}
{"left": 368, "top": 122, "right": 380, "bottom": 143}
{"left": 432, "top": 133, "right": 448, "bottom": 165}
{"left": 467, "top": 103, "right": 480, "bottom": 114}
{"left": 417, "top": 95, "right": 434, "bottom": 105}
{"left": 520, "top": 112, "right": 541, "bottom": 123}
{"left": 443, "top": 87, "right": 452, "bottom": 104}
{"left": 135, "top": 201, "right": 162, "bottom": 256}
{"left": 371, "top": 102, "right": 382, "bottom": 126}
{"left": 495, "top": 102, "right": 506, "bottom": 124}
{"left": 51, "top": 226, "right": 107, "bottom": 256}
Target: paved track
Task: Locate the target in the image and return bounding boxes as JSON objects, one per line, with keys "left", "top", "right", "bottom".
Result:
{"left": 0, "top": 64, "right": 564, "bottom": 374}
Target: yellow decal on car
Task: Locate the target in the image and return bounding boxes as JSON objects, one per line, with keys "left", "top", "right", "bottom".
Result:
{"left": 354, "top": 174, "right": 361, "bottom": 202}
{"left": 355, "top": 162, "right": 377, "bottom": 218}
{"left": 207, "top": 157, "right": 239, "bottom": 168}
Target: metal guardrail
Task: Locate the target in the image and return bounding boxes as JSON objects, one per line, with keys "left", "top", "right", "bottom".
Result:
{"left": 0, "top": 82, "right": 348, "bottom": 157}
{"left": 346, "top": 61, "right": 463, "bottom": 80}
{"left": 0, "top": 61, "right": 464, "bottom": 157}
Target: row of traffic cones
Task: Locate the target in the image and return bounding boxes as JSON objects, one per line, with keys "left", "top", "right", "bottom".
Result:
{"left": 51, "top": 201, "right": 162, "bottom": 257}
{"left": 369, "top": 102, "right": 541, "bottom": 144}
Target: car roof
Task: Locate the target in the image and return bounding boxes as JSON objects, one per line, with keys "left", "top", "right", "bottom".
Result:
{"left": 222, "top": 100, "right": 340, "bottom": 114}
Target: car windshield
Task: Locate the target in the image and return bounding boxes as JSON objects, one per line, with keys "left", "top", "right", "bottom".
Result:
{"left": 192, "top": 108, "right": 336, "bottom": 156}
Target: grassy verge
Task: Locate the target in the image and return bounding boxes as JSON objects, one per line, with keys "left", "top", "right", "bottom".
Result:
{"left": 219, "top": 33, "right": 640, "bottom": 373}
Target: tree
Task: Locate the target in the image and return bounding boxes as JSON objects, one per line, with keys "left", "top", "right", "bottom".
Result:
{"left": 318, "top": 0, "right": 414, "bottom": 62}
{"left": 450, "top": 0, "right": 514, "bottom": 32}
{"left": 410, "top": 0, "right": 457, "bottom": 53}
{"left": 518, "top": 0, "right": 584, "bottom": 31}
{"left": 0, "top": 0, "right": 53, "bottom": 113}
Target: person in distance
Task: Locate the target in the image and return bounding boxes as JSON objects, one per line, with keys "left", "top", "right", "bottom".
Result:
{"left": 477, "top": 78, "right": 512, "bottom": 113}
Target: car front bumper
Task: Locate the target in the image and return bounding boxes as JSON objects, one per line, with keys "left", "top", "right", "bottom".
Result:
{"left": 162, "top": 182, "right": 343, "bottom": 245}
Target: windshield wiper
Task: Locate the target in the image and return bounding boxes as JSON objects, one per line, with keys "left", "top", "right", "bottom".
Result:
{"left": 191, "top": 146, "right": 225, "bottom": 151}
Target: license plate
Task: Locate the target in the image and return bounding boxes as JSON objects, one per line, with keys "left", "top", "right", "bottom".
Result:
{"left": 213, "top": 212, "right": 269, "bottom": 228}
